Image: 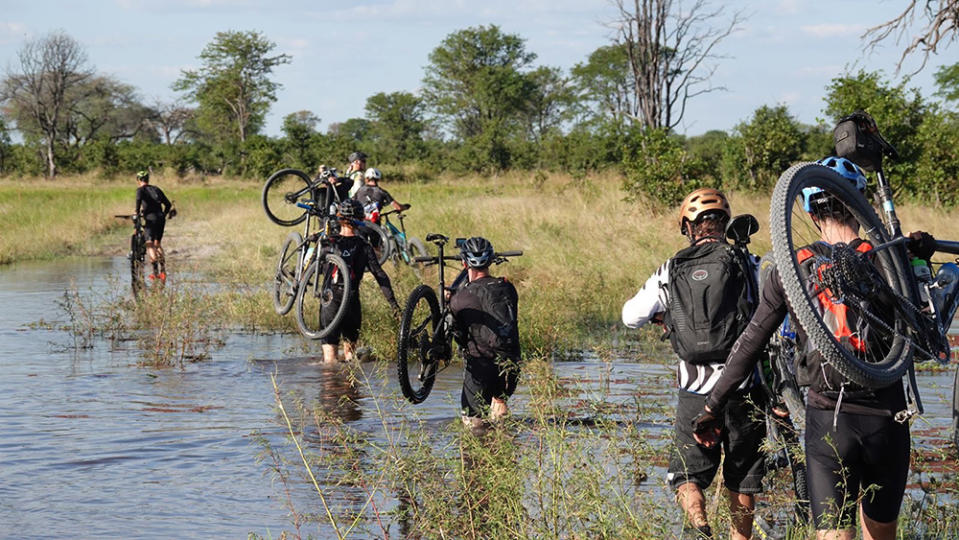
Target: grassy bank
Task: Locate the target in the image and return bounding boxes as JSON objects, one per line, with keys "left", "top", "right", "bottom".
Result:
{"left": 12, "top": 171, "right": 959, "bottom": 355}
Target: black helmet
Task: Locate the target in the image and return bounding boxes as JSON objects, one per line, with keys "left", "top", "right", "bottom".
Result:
{"left": 348, "top": 151, "right": 367, "bottom": 163}
{"left": 337, "top": 199, "right": 363, "bottom": 221}
{"left": 461, "top": 236, "right": 494, "bottom": 268}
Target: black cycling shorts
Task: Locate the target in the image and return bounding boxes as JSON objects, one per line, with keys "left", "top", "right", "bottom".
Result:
{"left": 805, "top": 406, "right": 909, "bottom": 529}
{"left": 320, "top": 293, "right": 361, "bottom": 346}
{"left": 461, "top": 355, "right": 519, "bottom": 418}
{"left": 143, "top": 215, "right": 165, "bottom": 242}
{"left": 667, "top": 388, "right": 766, "bottom": 494}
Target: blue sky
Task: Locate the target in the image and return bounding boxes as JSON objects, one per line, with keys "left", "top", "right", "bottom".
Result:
{"left": 0, "top": 0, "right": 953, "bottom": 137}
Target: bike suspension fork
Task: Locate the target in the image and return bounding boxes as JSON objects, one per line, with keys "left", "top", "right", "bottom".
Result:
{"left": 875, "top": 169, "right": 902, "bottom": 238}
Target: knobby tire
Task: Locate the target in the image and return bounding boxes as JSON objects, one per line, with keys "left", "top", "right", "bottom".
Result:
{"left": 770, "top": 162, "right": 917, "bottom": 388}
{"left": 294, "top": 253, "right": 351, "bottom": 340}
{"left": 262, "top": 168, "right": 312, "bottom": 227}
{"left": 272, "top": 231, "right": 303, "bottom": 315}
{"left": 397, "top": 284, "right": 443, "bottom": 403}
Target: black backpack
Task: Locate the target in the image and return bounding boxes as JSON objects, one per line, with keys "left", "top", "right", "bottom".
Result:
{"left": 663, "top": 241, "right": 756, "bottom": 364}
{"left": 464, "top": 277, "right": 520, "bottom": 360}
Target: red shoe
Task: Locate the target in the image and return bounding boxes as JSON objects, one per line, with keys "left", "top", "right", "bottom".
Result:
{"left": 159, "top": 272, "right": 167, "bottom": 282}
{"left": 148, "top": 274, "right": 157, "bottom": 281}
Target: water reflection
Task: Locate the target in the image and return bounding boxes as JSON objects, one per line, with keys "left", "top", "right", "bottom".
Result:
{"left": 315, "top": 360, "right": 363, "bottom": 423}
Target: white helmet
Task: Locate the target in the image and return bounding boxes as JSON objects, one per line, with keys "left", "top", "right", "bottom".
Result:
{"left": 364, "top": 168, "right": 381, "bottom": 181}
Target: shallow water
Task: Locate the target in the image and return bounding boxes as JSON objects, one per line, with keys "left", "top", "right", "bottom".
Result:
{"left": 0, "top": 257, "right": 956, "bottom": 538}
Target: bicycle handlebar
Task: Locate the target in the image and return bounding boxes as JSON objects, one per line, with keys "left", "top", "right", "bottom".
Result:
{"left": 495, "top": 250, "right": 523, "bottom": 257}
{"left": 935, "top": 240, "right": 959, "bottom": 256}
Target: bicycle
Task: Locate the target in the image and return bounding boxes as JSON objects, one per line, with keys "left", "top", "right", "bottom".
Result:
{"left": 769, "top": 111, "right": 959, "bottom": 411}
{"left": 270, "top": 200, "right": 352, "bottom": 340}
{"left": 377, "top": 207, "right": 428, "bottom": 268}
{"left": 262, "top": 167, "right": 349, "bottom": 227}
{"left": 396, "top": 234, "right": 522, "bottom": 404}
{"left": 114, "top": 213, "right": 147, "bottom": 297}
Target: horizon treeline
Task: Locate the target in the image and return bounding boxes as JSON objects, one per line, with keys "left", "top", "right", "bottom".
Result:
{"left": 2, "top": 22, "right": 958, "bottom": 206}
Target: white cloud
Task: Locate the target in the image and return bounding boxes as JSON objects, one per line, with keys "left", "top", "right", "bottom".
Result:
{"left": 0, "top": 22, "right": 30, "bottom": 45}
{"left": 800, "top": 23, "right": 866, "bottom": 38}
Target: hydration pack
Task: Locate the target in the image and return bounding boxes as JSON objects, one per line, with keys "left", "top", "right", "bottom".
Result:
{"left": 663, "top": 241, "right": 756, "bottom": 364}
{"left": 463, "top": 277, "right": 520, "bottom": 360}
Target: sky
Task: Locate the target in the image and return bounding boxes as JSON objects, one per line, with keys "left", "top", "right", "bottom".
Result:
{"left": 0, "top": 0, "right": 954, "bottom": 138}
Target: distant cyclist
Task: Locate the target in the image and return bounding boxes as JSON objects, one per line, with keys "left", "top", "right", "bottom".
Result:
{"left": 449, "top": 237, "right": 521, "bottom": 429}
{"left": 345, "top": 151, "right": 368, "bottom": 198}
{"left": 693, "top": 157, "right": 935, "bottom": 540}
{"left": 134, "top": 170, "right": 173, "bottom": 281}
{"left": 320, "top": 199, "right": 400, "bottom": 363}
{"left": 353, "top": 168, "right": 410, "bottom": 225}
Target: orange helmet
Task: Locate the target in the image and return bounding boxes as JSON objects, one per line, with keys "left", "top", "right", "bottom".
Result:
{"left": 678, "top": 188, "right": 731, "bottom": 234}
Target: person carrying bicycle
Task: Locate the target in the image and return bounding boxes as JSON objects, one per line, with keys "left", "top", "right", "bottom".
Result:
{"left": 319, "top": 199, "right": 400, "bottom": 363}
{"left": 353, "top": 167, "right": 410, "bottom": 225}
{"left": 622, "top": 188, "right": 763, "bottom": 540}
{"left": 134, "top": 170, "right": 173, "bottom": 281}
{"left": 345, "top": 151, "right": 367, "bottom": 198}
{"left": 449, "top": 237, "right": 521, "bottom": 429}
{"left": 692, "top": 157, "right": 935, "bottom": 540}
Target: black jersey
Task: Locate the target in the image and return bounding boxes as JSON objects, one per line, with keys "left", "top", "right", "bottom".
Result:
{"left": 136, "top": 185, "right": 171, "bottom": 218}
{"left": 333, "top": 235, "right": 398, "bottom": 307}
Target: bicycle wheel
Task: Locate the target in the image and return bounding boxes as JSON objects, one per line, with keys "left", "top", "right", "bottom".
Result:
{"left": 770, "top": 162, "right": 917, "bottom": 388}
{"left": 952, "top": 364, "right": 959, "bottom": 451}
{"left": 295, "top": 252, "right": 352, "bottom": 340}
{"left": 397, "top": 284, "right": 444, "bottom": 403}
{"left": 404, "top": 237, "right": 428, "bottom": 265}
{"left": 773, "top": 344, "right": 806, "bottom": 429}
{"left": 364, "top": 222, "right": 391, "bottom": 265}
{"left": 262, "top": 168, "right": 312, "bottom": 227}
{"left": 764, "top": 409, "right": 810, "bottom": 527}
{"left": 130, "top": 232, "right": 145, "bottom": 298}
{"left": 272, "top": 232, "right": 303, "bottom": 315}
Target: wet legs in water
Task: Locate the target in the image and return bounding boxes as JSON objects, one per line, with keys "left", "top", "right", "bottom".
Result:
{"left": 146, "top": 240, "right": 165, "bottom": 281}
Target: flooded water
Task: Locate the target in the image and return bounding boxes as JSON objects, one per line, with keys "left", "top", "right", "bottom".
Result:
{"left": 0, "top": 257, "right": 956, "bottom": 538}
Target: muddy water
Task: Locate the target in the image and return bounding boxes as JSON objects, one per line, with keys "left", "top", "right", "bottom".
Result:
{"left": 0, "top": 257, "right": 956, "bottom": 538}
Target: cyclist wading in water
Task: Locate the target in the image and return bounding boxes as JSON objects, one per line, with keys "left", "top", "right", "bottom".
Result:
{"left": 622, "top": 188, "right": 763, "bottom": 540}
{"left": 449, "top": 237, "right": 521, "bottom": 431}
{"left": 134, "top": 170, "right": 173, "bottom": 281}
{"left": 692, "top": 157, "right": 935, "bottom": 540}
{"left": 320, "top": 199, "right": 400, "bottom": 363}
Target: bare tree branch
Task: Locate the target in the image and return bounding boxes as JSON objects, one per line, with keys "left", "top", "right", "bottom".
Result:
{"left": 613, "top": 0, "right": 745, "bottom": 131}
{"left": 863, "top": 0, "right": 959, "bottom": 74}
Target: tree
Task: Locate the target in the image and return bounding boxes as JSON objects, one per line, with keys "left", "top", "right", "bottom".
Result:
{"left": 731, "top": 105, "right": 805, "bottom": 191}
{"left": 65, "top": 76, "right": 155, "bottom": 147}
{"left": 365, "top": 91, "right": 427, "bottom": 163}
{"left": 422, "top": 25, "right": 537, "bottom": 169}
{"left": 523, "top": 66, "right": 575, "bottom": 142}
{"left": 282, "top": 110, "right": 320, "bottom": 169}
{"left": 173, "top": 30, "right": 290, "bottom": 144}
{"left": 571, "top": 43, "right": 637, "bottom": 126}
{"left": 934, "top": 61, "right": 959, "bottom": 105}
{"left": 1, "top": 30, "right": 93, "bottom": 177}
{"left": 149, "top": 99, "right": 195, "bottom": 144}
{"left": 622, "top": 127, "right": 708, "bottom": 206}
{"left": 612, "top": 0, "right": 745, "bottom": 131}
{"left": 823, "top": 70, "right": 927, "bottom": 191}
{"left": 863, "top": 0, "right": 959, "bottom": 73}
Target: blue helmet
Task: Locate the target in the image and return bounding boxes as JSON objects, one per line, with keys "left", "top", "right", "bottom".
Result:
{"left": 802, "top": 157, "right": 867, "bottom": 212}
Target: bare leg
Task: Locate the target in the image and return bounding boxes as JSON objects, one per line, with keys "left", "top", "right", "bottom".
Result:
{"left": 816, "top": 529, "right": 855, "bottom": 540}
{"left": 145, "top": 240, "right": 159, "bottom": 276}
{"left": 489, "top": 397, "right": 509, "bottom": 421}
{"left": 726, "top": 489, "right": 755, "bottom": 540}
{"left": 155, "top": 241, "right": 165, "bottom": 275}
{"left": 342, "top": 341, "right": 355, "bottom": 362}
{"left": 322, "top": 344, "right": 339, "bottom": 363}
{"left": 677, "top": 482, "right": 709, "bottom": 530}
{"left": 860, "top": 505, "right": 897, "bottom": 540}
